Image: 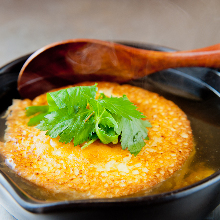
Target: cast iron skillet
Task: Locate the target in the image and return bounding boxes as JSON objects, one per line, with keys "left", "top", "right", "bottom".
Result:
{"left": 0, "top": 42, "right": 220, "bottom": 220}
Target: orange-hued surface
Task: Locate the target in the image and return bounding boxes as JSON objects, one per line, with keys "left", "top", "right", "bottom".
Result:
{"left": 0, "top": 82, "right": 193, "bottom": 198}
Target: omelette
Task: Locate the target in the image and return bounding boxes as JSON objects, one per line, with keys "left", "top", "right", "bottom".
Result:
{"left": 0, "top": 82, "right": 193, "bottom": 199}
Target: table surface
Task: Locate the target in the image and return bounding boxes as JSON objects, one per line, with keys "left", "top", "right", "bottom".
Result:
{"left": 1, "top": 0, "right": 220, "bottom": 219}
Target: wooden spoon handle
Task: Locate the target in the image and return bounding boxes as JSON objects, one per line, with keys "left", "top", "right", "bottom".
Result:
{"left": 131, "top": 44, "right": 220, "bottom": 78}
{"left": 181, "top": 43, "right": 220, "bottom": 52}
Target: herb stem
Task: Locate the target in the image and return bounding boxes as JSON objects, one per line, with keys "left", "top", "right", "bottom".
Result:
{"left": 81, "top": 138, "right": 98, "bottom": 149}
{"left": 84, "top": 111, "right": 95, "bottom": 122}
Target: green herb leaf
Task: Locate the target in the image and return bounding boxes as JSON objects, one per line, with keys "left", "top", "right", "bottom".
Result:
{"left": 47, "top": 85, "right": 97, "bottom": 114}
{"left": 27, "top": 112, "right": 49, "bottom": 126}
{"left": 118, "top": 117, "right": 152, "bottom": 156}
{"left": 26, "top": 105, "right": 49, "bottom": 116}
{"left": 98, "top": 94, "right": 145, "bottom": 120}
{"left": 26, "top": 84, "right": 151, "bottom": 155}
{"left": 25, "top": 105, "right": 49, "bottom": 126}
{"left": 89, "top": 98, "right": 119, "bottom": 144}
{"left": 37, "top": 107, "right": 95, "bottom": 145}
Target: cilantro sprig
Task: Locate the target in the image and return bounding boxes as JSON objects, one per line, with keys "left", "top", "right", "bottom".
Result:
{"left": 26, "top": 84, "right": 151, "bottom": 156}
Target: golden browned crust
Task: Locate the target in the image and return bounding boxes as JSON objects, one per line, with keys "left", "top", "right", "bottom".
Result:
{"left": 0, "top": 82, "right": 193, "bottom": 198}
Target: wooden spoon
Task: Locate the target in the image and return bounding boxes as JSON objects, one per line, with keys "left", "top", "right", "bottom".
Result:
{"left": 18, "top": 39, "right": 220, "bottom": 99}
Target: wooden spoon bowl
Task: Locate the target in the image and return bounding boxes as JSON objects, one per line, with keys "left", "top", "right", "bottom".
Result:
{"left": 18, "top": 39, "right": 220, "bottom": 99}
